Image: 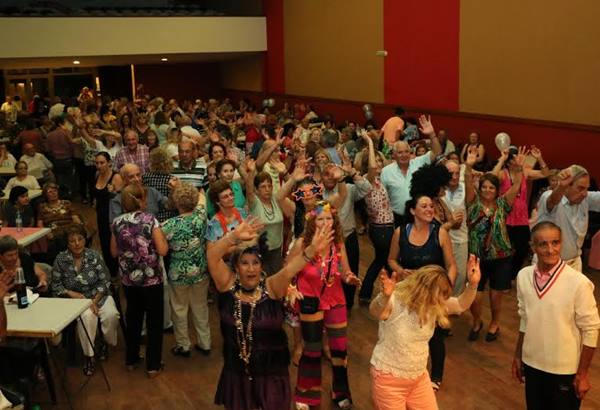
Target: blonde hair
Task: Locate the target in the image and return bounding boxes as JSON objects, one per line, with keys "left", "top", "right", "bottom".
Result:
{"left": 394, "top": 265, "right": 452, "bottom": 328}
{"left": 171, "top": 182, "right": 199, "bottom": 212}
{"left": 149, "top": 147, "right": 173, "bottom": 173}
{"left": 121, "top": 184, "right": 146, "bottom": 212}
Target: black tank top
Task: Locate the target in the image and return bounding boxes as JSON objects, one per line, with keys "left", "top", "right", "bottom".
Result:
{"left": 398, "top": 222, "right": 444, "bottom": 270}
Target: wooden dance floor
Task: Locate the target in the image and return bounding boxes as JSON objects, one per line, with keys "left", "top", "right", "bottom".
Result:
{"left": 31, "top": 205, "right": 600, "bottom": 409}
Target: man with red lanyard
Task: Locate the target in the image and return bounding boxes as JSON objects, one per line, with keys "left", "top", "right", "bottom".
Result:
{"left": 513, "top": 221, "right": 600, "bottom": 409}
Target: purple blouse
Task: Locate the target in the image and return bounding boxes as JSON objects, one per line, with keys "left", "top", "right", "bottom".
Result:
{"left": 112, "top": 211, "right": 164, "bottom": 287}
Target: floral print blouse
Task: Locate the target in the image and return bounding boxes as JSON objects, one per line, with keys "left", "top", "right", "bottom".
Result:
{"left": 112, "top": 211, "right": 164, "bottom": 287}
{"left": 162, "top": 207, "right": 208, "bottom": 286}
{"left": 51, "top": 248, "right": 111, "bottom": 306}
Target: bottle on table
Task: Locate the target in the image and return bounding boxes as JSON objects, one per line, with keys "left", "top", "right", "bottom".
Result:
{"left": 15, "top": 211, "right": 23, "bottom": 232}
{"left": 15, "top": 267, "right": 28, "bottom": 309}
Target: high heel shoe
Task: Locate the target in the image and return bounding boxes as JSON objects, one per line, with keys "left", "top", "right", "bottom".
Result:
{"left": 485, "top": 327, "right": 500, "bottom": 342}
{"left": 468, "top": 322, "right": 483, "bottom": 341}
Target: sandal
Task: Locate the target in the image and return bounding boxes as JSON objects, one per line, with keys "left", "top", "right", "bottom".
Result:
{"left": 83, "top": 357, "right": 95, "bottom": 377}
{"left": 431, "top": 381, "right": 441, "bottom": 391}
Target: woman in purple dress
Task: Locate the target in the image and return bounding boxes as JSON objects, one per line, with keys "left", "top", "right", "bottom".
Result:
{"left": 111, "top": 184, "right": 169, "bottom": 377}
{"left": 207, "top": 218, "right": 333, "bottom": 410}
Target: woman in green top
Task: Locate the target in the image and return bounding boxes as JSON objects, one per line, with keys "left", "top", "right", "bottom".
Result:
{"left": 243, "top": 158, "right": 284, "bottom": 276}
{"left": 162, "top": 183, "right": 211, "bottom": 357}
{"left": 206, "top": 159, "right": 246, "bottom": 218}
{"left": 464, "top": 146, "right": 525, "bottom": 342}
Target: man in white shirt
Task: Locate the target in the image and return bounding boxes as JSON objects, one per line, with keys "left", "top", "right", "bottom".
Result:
{"left": 0, "top": 96, "right": 17, "bottom": 124}
{"left": 322, "top": 164, "right": 370, "bottom": 309}
{"left": 513, "top": 221, "right": 600, "bottom": 409}
{"left": 536, "top": 165, "right": 600, "bottom": 271}
{"left": 437, "top": 129, "right": 456, "bottom": 156}
{"left": 20, "top": 143, "right": 54, "bottom": 184}
{"left": 443, "top": 160, "right": 468, "bottom": 294}
{"left": 48, "top": 97, "right": 66, "bottom": 120}
{"left": 380, "top": 115, "right": 441, "bottom": 226}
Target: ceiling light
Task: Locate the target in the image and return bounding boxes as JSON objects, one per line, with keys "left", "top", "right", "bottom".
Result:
{"left": 73, "top": 60, "right": 80, "bottom": 65}
{"left": 161, "top": 58, "right": 168, "bottom": 62}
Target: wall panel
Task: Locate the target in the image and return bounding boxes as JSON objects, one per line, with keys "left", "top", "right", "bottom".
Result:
{"left": 283, "top": 0, "right": 384, "bottom": 103}
{"left": 460, "top": 0, "right": 600, "bottom": 125}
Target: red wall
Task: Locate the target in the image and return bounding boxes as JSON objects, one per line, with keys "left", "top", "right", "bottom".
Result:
{"left": 225, "top": 89, "right": 600, "bottom": 179}
{"left": 383, "top": 0, "right": 460, "bottom": 110}
{"left": 135, "top": 63, "right": 222, "bottom": 101}
{"left": 263, "top": 0, "right": 285, "bottom": 94}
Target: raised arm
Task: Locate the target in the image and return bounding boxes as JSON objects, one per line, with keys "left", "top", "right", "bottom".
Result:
{"left": 206, "top": 219, "right": 263, "bottom": 292}
{"left": 276, "top": 161, "right": 308, "bottom": 219}
{"left": 243, "top": 159, "right": 257, "bottom": 207}
{"left": 418, "top": 115, "right": 441, "bottom": 161}
{"left": 445, "top": 255, "right": 480, "bottom": 314}
{"left": 363, "top": 131, "right": 379, "bottom": 181}
{"left": 369, "top": 270, "right": 397, "bottom": 321}
{"left": 464, "top": 146, "right": 478, "bottom": 206}
{"left": 502, "top": 146, "right": 526, "bottom": 207}
{"left": 256, "top": 135, "right": 282, "bottom": 171}
{"left": 491, "top": 149, "right": 509, "bottom": 178}
{"left": 525, "top": 146, "right": 551, "bottom": 180}
{"left": 267, "top": 224, "right": 333, "bottom": 299}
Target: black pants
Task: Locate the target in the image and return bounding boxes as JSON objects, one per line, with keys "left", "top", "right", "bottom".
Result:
{"left": 73, "top": 158, "right": 87, "bottom": 199}
{"left": 429, "top": 326, "right": 446, "bottom": 382}
{"left": 508, "top": 225, "right": 531, "bottom": 279}
{"left": 52, "top": 158, "right": 74, "bottom": 197}
{"left": 123, "top": 284, "right": 164, "bottom": 371}
{"left": 359, "top": 223, "right": 394, "bottom": 300}
{"left": 82, "top": 164, "right": 96, "bottom": 201}
{"left": 393, "top": 212, "right": 405, "bottom": 228}
{"left": 343, "top": 231, "right": 359, "bottom": 309}
{"left": 524, "top": 364, "right": 580, "bottom": 410}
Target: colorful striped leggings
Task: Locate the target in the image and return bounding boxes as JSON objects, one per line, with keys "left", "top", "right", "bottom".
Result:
{"left": 294, "top": 304, "right": 351, "bottom": 406}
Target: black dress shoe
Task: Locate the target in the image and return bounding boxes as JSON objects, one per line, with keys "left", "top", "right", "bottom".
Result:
{"left": 195, "top": 345, "right": 211, "bottom": 356}
{"left": 485, "top": 328, "right": 500, "bottom": 342}
{"left": 468, "top": 323, "right": 483, "bottom": 341}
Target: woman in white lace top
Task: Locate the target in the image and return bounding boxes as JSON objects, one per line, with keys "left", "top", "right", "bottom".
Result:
{"left": 369, "top": 258, "right": 481, "bottom": 410}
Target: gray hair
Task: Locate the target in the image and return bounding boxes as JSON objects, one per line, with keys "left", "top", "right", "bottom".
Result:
{"left": 569, "top": 165, "right": 589, "bottom": 182}
{"left": 0, "top": 235, "right": 19, "bottom": 255}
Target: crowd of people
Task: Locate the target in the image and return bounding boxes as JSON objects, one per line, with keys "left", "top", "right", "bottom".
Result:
{"left": 0, "top": 89, "right": 599, "bottom": 410}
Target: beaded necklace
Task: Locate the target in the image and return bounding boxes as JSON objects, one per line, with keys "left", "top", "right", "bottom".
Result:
{"left": 232, "top": 278, "right": 266, "bottom": 380}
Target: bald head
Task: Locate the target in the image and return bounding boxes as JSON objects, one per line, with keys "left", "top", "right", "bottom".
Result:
{"left": 120, "top": 163, "right": 142, "bottom": 186}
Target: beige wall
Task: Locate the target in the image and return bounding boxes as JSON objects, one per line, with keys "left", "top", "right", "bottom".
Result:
{"left": 221, "top": 54, "right": 264, "bottom": 92}
{"left": 0, "top": 17, "right": 266, "bottom": 58}
{"left": 460, "top": 0, "right": 600, "bottom": 125}
{"left": 283, "top": 0, "right": 384, "bottom": 103}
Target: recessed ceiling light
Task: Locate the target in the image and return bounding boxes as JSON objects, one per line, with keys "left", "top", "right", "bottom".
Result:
{"left": 161, "top": 58, "right": 168, "bottom": 62}
{"left": 73, "top": 60, "right": 80, "bottom": 65}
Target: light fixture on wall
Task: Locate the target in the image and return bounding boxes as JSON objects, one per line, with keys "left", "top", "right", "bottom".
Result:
{"left": 73, "top": 60, "right": 81, "bottom": 65}
{"left": 375, "top": 50, "right": 388, "bottom": 57}
{"left": 161, "top": 58, "right": 168, "bottom": 62}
